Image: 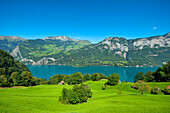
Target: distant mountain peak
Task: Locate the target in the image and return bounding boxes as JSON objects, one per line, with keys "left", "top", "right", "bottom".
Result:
{"left": 43, "top": 36, "right": 78, "bottom": 41}
{"left": 164, "top": 32, "right": 170, "bottom": 38}
{"left": 0, "top": 36, "right": 26, "bottom": 41}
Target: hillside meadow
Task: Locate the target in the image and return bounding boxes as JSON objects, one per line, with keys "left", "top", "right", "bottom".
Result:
{"left": 0, "top": 80, "right": 170, "bottom": 113}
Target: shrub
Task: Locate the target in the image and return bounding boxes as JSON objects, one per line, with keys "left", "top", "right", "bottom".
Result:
{"left": 107, "top": 73, "right": 120, "bottom": 86}
{"left": 102, "top": 85, "right": 106, "bottom": 90}
{"left": 163, "top": 87, "right": 170, "bottom": 95}
{"left": 59, "top": 84, "right": 92, "bottom": 104}
{"left": 151, "top": 87, "right": 161, "bottom": 94}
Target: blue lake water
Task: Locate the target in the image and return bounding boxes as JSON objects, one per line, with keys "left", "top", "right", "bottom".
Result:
{"left": 27, "top": 65, "right": 159, "bottom": 82}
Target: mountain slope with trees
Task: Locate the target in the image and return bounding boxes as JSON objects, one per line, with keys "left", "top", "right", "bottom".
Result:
{"left": 1, "top": 33, "right": 170, "bottom": 66}
{"left": 0, "top": 36, "right": 26, "bottom": 52}
{"left": 59, "top": 32, "right": 170, "bottom": 66}
{"left": 10, "top": 36, "right": 91, "bottom": 64}
{"left": 0, "top": 49, "right": 39, "bottom": 86}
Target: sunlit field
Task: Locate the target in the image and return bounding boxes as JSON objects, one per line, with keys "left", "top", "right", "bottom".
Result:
{"left": 0, "top": 80, "right": 170, "bottom": 113}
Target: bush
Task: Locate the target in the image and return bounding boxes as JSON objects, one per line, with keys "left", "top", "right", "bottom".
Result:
{"left": 59, "top": 84, "right": 92, "bottom": 104}
{"left": 163, "top": 87, "right": 170, "bottom": 95}
{"left": 102, "top": 85, "right": 106, "bottom": 90}
{"left": 107, "top": 73, "right": 120, "bottom": 86}
{"left": 151, "top": 87, "right": 161, "bottom": 94}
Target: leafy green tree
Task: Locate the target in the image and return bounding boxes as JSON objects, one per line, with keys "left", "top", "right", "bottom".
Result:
{"left": 133, "top": 80, "right": 151, "bottom": 95}
{"left": 20, "top": 71, "right": 34, "bottom": 86}
{"left": 39, "top": 78, "right": 48, "bottom": 85}
{"left": 91, "top": 73, "right": 100, "bottom": 81}
{"left": 134, "top": 72, "right": 145, "bottom": 82}
{"left": 86, "top": 88, "right": 92, "bottom": 98}
{"left": 59, "top": 84, "right": 92, "bottom": 104}
{"left": 107, "top": 73, "right": 120, "bottom": 86}
{"left": 99, "top": 73, "right": 108, "bottom": 79}
{"left": 68, "top": 90, "right": 78, "bottom": 104}
{"left": 10, "top": 72, "right": 21, "bottom": 86}
{"left": 0, "top": 75, "right": 9, "bottom": 87}
{"left": 63, "top": 75, "right": 70, "bottom": 84}
{"left": 144, "top": 71, "right": 154, "bottom": 82}
{"left": 154, "top": 71, "right": 166, "bottom": 82}
{"left": 62, "top": 88, "right": 69, "bottom": 100}
{"left": 48, "top": 74, "right": 66, "bottom": 84}
{"left": 83, "top": 74, "right": 91, "bottom": 81}
{"left": 68, "top": 72, "right": 83, "bottom": 85}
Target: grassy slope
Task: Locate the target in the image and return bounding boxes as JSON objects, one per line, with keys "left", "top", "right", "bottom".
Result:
{"left": 0, "top": 81, "right": 170, "bottom": 113}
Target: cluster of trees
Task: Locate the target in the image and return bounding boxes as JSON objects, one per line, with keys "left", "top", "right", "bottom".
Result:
{"left": 134, "top": 61, "right": 170, "bottom": 82}
{"left": 0, "top": 49, "right": 41, "bottom": 87}
{"left": 59, "top": 84, "right": 92, "bottom": 104}
{"left": 47, "top": 72, "right": 108, "bottom": 85}
{"left": 132, "top": 80, "right": 170, "bottom": 95}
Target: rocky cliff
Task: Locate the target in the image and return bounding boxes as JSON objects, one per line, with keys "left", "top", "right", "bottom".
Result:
{"left": 7, "top": 33, "right": 170, "bottom": 66}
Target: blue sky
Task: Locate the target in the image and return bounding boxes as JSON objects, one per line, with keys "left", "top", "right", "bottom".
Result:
{"left": 0, "top": 0, "right": 170, "bottom": 43}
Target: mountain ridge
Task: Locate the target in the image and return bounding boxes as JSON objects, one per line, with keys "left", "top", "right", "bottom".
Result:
{"left": 0, "top": 33, "right": 170, "bottom": 66}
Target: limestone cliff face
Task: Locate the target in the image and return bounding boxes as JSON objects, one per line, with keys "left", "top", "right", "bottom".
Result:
{"left": 101, "top": 33, "right": 170, "bottom": 50}
{"left": 10, "top": 33, "right": 170, "bottom": 66}
{"left": 132, "top": 36, "right": 170, "bottom": 50}
{"left": 97, "top": 33, "right": 170, "bottom": 60}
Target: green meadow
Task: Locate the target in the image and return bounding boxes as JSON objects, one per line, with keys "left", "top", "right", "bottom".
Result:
{"left": 0, "top": 80, "right": 170, "bottom": 113}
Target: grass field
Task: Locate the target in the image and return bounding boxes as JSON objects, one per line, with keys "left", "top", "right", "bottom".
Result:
{"left": 0, "top": 80, "right": 170, "bottom": 113}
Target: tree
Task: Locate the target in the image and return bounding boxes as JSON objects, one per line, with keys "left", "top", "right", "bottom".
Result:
{"left": 154, "top": 71, "right": 166, "bottom": 82}
{"left": 59, "top": 84, "right": 92, "bottom": 104}
{"left": 63, "top": 75, "right": 70, "bottom": 84}
{"left": 133, "top": 80, "right": 151, "bottom": 95}
{"left": 0, "top": 75, "right": 9, "bottom": 87}
{"left": 99, "top": 73, "right": 108, "bottom": 79}
{"left": 10, "top": 72, "right": 21, "bottom": 86}
{"left": 91, "top": 73, "right": 100, "bottom": 81}
{"left": 62, "top": 88, "right": 69, "bottom": 100}
{"left": 48, "top": 74, "right": 66, "bottom": 84}
{"left": 0, "top": 49, "right": 33, "bottom": 87}
{"left": 107, "top": 73, "right": 120, "bottom": 86}
{"left": 20, "top": 71, "right": 34, "bottom": 86}
{"left": 134, "top": 72, "right": 145, "bottom": 82}
{"left": 83, "top": 74, "right": 91, "bottom": 81}
{"left": 144, "top": 71, "right": 154, "bottom": 82}
{"left": 68, "top": 72, "right": 83, "bottom": 85}
{"left": 68, "top": 90, "right": 79, "bottom": 104}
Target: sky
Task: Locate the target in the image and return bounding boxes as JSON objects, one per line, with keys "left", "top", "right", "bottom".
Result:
{"left": 0, "top": 0, "right": 170, "bottom": 43}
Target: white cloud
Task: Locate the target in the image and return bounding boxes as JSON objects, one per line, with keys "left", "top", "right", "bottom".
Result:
{"left": 153, "top": 27, "right": 157, "bottom": 29}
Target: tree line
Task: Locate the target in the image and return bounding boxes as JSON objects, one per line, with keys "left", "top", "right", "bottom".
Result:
{"left": 0, "top": 49, "right": 40, "bottom": 87}
{"left": 134, "top": 61, "right": 170, "bottom": 82}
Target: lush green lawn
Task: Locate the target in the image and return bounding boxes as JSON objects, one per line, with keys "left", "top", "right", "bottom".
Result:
{"left": 0, "top": 81, "right": 170, "bottom": 113}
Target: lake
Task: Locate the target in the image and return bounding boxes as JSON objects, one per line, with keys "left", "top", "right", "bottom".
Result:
{"left": 27, "top": 65, "right": 158, "bottom": 82}
{"left": 27, "top": 65, "right": 159, "bottom": 82}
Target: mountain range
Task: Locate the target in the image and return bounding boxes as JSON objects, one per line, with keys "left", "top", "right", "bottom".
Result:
{"left": 0, "top": 33, "right": 170, "bottom": 67}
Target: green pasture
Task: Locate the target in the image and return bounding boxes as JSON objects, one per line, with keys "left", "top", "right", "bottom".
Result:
{"left": 0, "top": 81, "right": 170, "bottom": 113}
